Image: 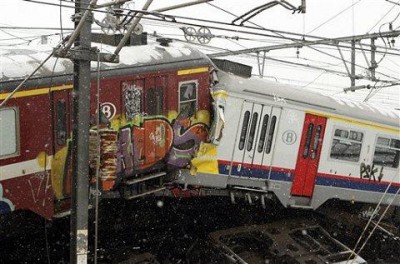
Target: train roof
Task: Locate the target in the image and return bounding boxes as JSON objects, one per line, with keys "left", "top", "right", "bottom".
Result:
{"left": 0, "top": 41, "right": 211, "bottom": 90}
{"left": 215, "top": 71, "right": 400, "bottom": 129}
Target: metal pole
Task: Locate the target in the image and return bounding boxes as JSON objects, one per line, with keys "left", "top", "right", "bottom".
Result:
{"left": 63, "top": 0, "right": 98, "bottom": 51}
{"left": 370, "top": 38, "right": 377, "bottom": 80}
{"left": 351, "top": 40, "right": 356, "bottom": 87}
{"left": 70, "top": 0, "right": 91, "bottom": 263}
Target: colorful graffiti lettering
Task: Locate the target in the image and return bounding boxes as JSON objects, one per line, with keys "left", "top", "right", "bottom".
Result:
{"left": 0, "top": 183, "right": 15, "bottom": 214}
{"left": 167, "top": 115, "right": 208, "bottom": 167}
{"left": 117, "top": 118, "right": 174, "bottom": 174}
{"left": 117, "top": 112, "right": 209, "bottom": 175}
{"left": 50, "top": 110, "right": 210, "bottom": 193}
{"left": 360, "top": 162, "right": 384, "bottom": 182}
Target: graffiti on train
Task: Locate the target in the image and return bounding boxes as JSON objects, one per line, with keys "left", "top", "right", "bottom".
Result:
{"left": 51, "top": 107, "right": 210, "bottom": 197}
{"left": 118, "top": 114, "right": 209, "bottom": 173}
{"left": 360, "top": 162, "right": 384, "bottom": 182}
{"left": 0, "top": 183, "right": 15, "bottom": 214}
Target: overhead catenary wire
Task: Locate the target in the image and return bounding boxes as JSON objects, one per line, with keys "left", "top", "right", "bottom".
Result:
{"left": 307, "top": 0, "right": 363, "bottom": 34}
{"left": 368, "top": 0, "right": 400, "bottom": 33}
{"left": 8, "top": 0, "right": 400, "bottom": 101}
{"left": 350, "top": 186, "right": 400, "bottom": 264}
{"left": 25, "top": 0, "right": 400, "bottom": 55}
{"left": 0, "top": 49, "right": 55, "bottom": 107}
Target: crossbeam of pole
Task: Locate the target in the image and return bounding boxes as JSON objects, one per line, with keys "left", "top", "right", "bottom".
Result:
{"left": 208, "top": 30, "right": 400, "bottom": 57}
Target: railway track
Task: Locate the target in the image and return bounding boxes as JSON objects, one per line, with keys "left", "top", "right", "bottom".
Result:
{"left": 0, "top": 197, "right": 398, "bottom": 263}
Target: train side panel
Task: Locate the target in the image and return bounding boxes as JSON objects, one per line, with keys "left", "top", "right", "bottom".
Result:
{"left": 1, "top": 90, "right": 56, "bottom": 218}
{"left": 1, "top": 61, "right": 212, "bottom": 218}
{"left": 313, "top": 116, "right": 400, "bottom": 208}
{"left": 180, "top": 71, "right": 400, "bottom": 210}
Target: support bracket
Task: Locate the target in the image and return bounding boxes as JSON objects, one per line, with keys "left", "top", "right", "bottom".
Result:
{"left": 53, "top": 47, "right": 119, "bottom": 63}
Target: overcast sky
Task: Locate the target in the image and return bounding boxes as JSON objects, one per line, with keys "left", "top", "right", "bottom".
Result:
{"left": 0, "top": 0, "right": 399, "bottom": 107}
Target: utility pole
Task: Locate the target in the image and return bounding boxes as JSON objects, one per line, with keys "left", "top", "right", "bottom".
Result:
{"left": 70, "top": 0, "right": 92, "bottom": 262}
{"left": 54, "top": 0, "right": 118, "bottom": 263}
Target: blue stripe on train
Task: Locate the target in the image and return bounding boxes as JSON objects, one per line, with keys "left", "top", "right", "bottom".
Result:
{"left": 217, "top": 163, "right": 399, "bottom": 194}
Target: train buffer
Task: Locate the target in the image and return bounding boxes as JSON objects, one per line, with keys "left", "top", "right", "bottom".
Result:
{"left": 121, "top": 171, "right": 167, "bottom": 200}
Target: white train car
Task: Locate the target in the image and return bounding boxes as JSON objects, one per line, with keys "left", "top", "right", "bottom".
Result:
{"left": 177, "top": 71, "right": 400, "bottom": 209}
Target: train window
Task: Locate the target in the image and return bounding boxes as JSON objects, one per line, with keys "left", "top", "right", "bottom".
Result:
{"left": 349, "top": 131, "right": 363, "bottom": 141}
{"left": 147, "top": 87, "right": 164, "bottom": 115}
{"left": 247, "top": 112, "right": 259, "bottom": 151}
{"left": 179, "top": 81, "right": 197, "bottom": 117}
{"left": 373, "top": 137, "right": 400, "bottom": 168}
{"left": 334, "top": 129, "right": 349, "bottom": 138}
{"left": 257, "top": 114, "right": 269, "bottom": 153}
{"left": 302, "top": 123, "right": 314, "bottom": 158}
{"left": 311, "top": 125, "right": 322, "bottom": 159}
{"left": 0, "top": 108, "right": 19, "bottom": 158}
{"left": 238, "top": 111, "right": 250, "bottom": 150}
{"left": 265, "top": 116, "right": 277, "bottom": 154}
{"left": 56, "top": 100, "right": 67, "bottom": 145}
{"left": 330, "top": 128, "right": 363, "bottom": 162}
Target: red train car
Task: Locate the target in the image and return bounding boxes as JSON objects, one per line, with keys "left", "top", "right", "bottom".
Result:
{"left": 0, "top": 40, "right": 214, "bottom": 219}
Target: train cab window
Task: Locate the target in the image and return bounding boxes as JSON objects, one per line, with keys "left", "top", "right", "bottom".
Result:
{"left": 179, "top": 81, "right": 197, "bottom": 117}
{"left": 56, "top": 100, "right": 67, "bottom": 145}
{"left": 247, "top": 112, "right": 259, "bottom": 151}
{"left": 373, "top": 137, "right": 400, "bottom": 168}
{"left": 265, "top": 116, "right": 277, "bottom": 154}
{"left": 257, "top": 114, "right": 269, "bottom": 153}
{"left": 238, "top": 111, "right": 250, "bottom": 150}
{"left": 330, "top": 128, "right": 363, "bottom": 162}
{"left": 0, "top": 108, "right": 19, "bottom": 158}
{"left": 147, "top": 87, "right": 164, "bottom": 115}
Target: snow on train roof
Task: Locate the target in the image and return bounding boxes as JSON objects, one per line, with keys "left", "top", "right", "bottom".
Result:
{"left": 216, "top": 71, "right": 400, "bottom": 129}
{"left": 0, "top": 41, "right": 208, "bottom": 82}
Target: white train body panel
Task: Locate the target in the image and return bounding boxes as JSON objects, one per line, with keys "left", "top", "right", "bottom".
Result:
{"left": 178, "top": 71, "right": 400, "bottom": 209}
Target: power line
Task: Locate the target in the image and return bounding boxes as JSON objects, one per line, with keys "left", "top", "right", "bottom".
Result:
{"left": 14, "top": 0, "right": 400, "bottom": 92}
{"left": 307, "top": 0, "right": 363, "bottom": 34}
{"left": 368, "top": 0, "right": 400, "bottom": 33}
{"left": 306, "top": 45, "right": 400, "bottom": 82}
{"left": 22, "top": 0, "right": 400, "bottom": 56}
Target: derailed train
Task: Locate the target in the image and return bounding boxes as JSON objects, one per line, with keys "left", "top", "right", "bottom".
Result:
{"left": 0, "top": 39, "right": 399, "bottom": 219}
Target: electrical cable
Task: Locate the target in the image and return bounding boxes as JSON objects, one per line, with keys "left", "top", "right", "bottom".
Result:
{"left": 302, "top": 71, "right": 326, "bottom": 88}
{"left": 367, "top": 0, "right": 400, "bottom": 33}
{"left": 59, "top": 0, "right": 64, "bottom": 40}
{"left": 307, "top": 0, "right": 363, "bottom": 34}
{"left": 307, "top": 45, "right": 400, "bottom": 82}
{"left": 94, "top": 47, "right": 101, "bottom": 264}
{"left": 350, "top": 185, "right": 400, "bottom": 263}
{"left": 21, "top": 0, "right": 400, "bottom": 57}
{"left": 13, "top": 0, "right": 400, "bottom": 95}
{"left": 0, "top": 37, "right": 67, "bottom": 107}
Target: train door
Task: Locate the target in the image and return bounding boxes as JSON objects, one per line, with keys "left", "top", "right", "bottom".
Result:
{"left": 232, "top": 101, "right": 263, "bottom": 177}
{"left": 291, "top": 113, "right": 326, "bottom": 197}
{"left": 141, "top": 76, "right": 167, "bottom": 169}
{"left": 253, "top": 107, "right": 281, "bottom": 177}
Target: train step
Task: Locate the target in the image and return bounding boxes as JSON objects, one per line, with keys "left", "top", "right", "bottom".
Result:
{"left": 124, "top": 171, "right": 167, "bottom": 185}
{"left": 121, "top": 171, "right": 167, "bottom": 200}
{"left": 288, "top": 196, "right": 313, "bottom": 209}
